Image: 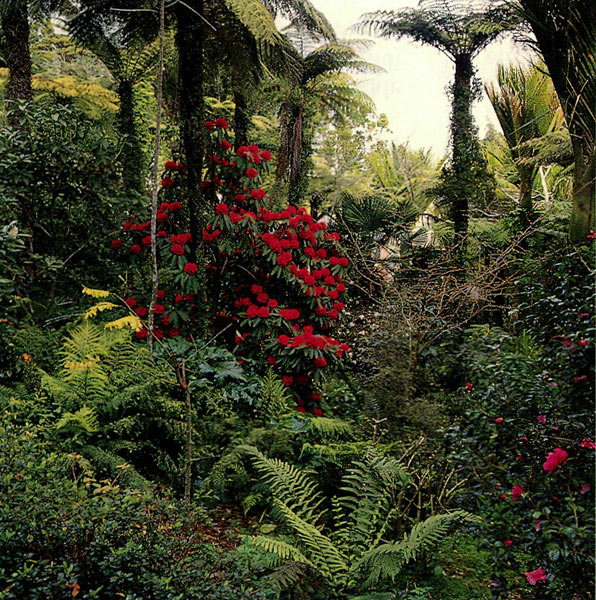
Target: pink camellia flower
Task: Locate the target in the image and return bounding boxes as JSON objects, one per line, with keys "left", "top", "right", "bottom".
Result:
{"left": 580, "top": 483, "right": 591, "bottom": 495}
{"left": 495, "top": 417, "right": 503, "bottom": 423}
{"left": 534, "top": 519, "right": 544, "bottom": 531}
{"left": 465, "top": 382, "right": 473, "bottom": 390}
{"left": 562, "top": 338, "right": 572, "bottom": 347}
{"left": 543, "top": 448, "right": 568, "bottom": 474}
{"left": 537, "top": 415, "right": 547, "bottom": 424}
{"left": 580, "top": 437, "right": 596, "bottom": 449}
{"left": 574, "top": 375, "right": 587, "bottom": 382}
{"left": 524, "top": 568, "right": 547, "bottom": 586}
{"left": 504, "top": 540, "right": 512, "bottom": 547}
{"left": 512, "top": 485, "right": 525, "bottom": 501}
{"left": 579, "top": 339, "right": 588, "bottom": 347}
{"left": 578, "top": 312, "right": 589, "bottom": 318}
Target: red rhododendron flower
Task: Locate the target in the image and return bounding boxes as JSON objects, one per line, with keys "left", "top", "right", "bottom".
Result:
{"left": 296, "top": 406, "right": 306, "bottom": 413}
{"left": 312, "top": 408, "right": 323, "bottom": 417}
{"left": 311, "top": 392, "right": 321, "bottom": 401}
{"left": 204, "top": 120, "right": 215, "bottom": 130}
{"left": 313, "top": 357, "right": 327, "bottom": 368}
{"left": 524, "top": 568, "right": 547, "bottom": 586}
{"left": 465, "top": 382, "right": 473, "bottom": 390}
{"left": 161, "top": 177, "right": 174, "bottom": 188}
{"left": 260, "top": 150, "right": 272, "bottom": 161}
{"left": 184, "top": 262, "right": 198, "bottom": 275}
{"left": 268, "top": 299, "right": 278, "bottom": 308}
{"left": 278, "top": 334, "right": 290, "bottom": 346}
{"left": 258, "top": 306, "right": 270, "bottom": 318}
{"left": 125, "top": 298, "right": 137, "bottom": 308}
{"left": 156, "top": 289, "right": 166, "bottom": 300}
{"left": 280, "top": 308, "right": 300, "bottom": 320}
{"left": 136, "top": 306, "right": 148, "bottom": 318}
{"left": 215, "top": 203, "right": 229, "bottom": 215}
{"left": 142, "top": 235, "right": 151, "bottom": 247}
{"left": 153, "top": 304, "right": 165, "bottom": 315}
{"left": 277, "top": 252, "right": 293, "bottom": 266}
{"left": 110, "top": 239, "right": 123, "bottom": 250}
{"left": 543, "top": 448, "right": 568, "bottom": 473}
{"left": 512, "top": 485, "right": 525, "bottom": 501}
{"left": 171, "top": 244, "right": 184, "bottom": 255}
{"left": 169, "top": 201, "right": 182, "bottom": 212}
{"left": 267, "top": 356, "right": 277, "bottom": 366}
{"left": 282, "top": 375, "right": 293, "bottom": 386}
{"left": 135, "top": 328, "right": 148, "bottom": 339}
{"left": 215, "top": 117, "right": 228, "bottom": 129}
{"left": 579, "top": 339, "right": 588, "bottom": 347}
{"left": 245, "top": 167, "right": 258, "bottom": 179}
{"left": 174, "top": 294, "right": 184, "bottom": 303}
{"left": 220, "top": 139, "right": 232, "bottom": 151}
{"left": 251, "top": 188, "right": 266, "bottom": 200}
{"left": 130, "top": 244, "right": 141, "bottom": 254}
{"left": 256, "top": 292, "right": 268, "bottom": 303}
{"left": 504, "top": 540, "right": 512, "bottom": 547}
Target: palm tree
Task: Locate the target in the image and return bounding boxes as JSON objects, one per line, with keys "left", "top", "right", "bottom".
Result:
{"left": 485, "top": 62, "right": 564, "bottom": 220}
{"left": 513, "top": 0, "right": 595, "bottom": 242}
{"left": 358, "top": 0, "right": 517, "bottom": 236}
{"left": 276, "top": 33, "right": 382, "bottom": 204}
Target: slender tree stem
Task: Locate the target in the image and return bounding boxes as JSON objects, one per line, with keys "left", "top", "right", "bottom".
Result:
{"left": 148, "top": 0, "right": 166, "bottom": 353}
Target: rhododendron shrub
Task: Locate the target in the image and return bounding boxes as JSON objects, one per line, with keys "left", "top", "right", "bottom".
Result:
{"left": 110, "top": 158, "right": 206, "bottom": 341}
{"left": 200, "top": 122, "right": 351, "bottom": 413}
{"left": 109, "top": 120, "right": 352, "bottom": 414}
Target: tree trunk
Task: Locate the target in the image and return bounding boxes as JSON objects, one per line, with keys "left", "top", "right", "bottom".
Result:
{"left": 233, "top": 88, "right": 250, "bottom": 150}
{"left": 569, "top": 139, "right": 595, "bottom": 242}
{"left": 519, "top": 0, "right": 596, "bottom": 241}
{"left": 518, "top": 165, "right": 535, "bottom": 227}
{"left": 2, "top": 0, "right": 33, "bottom": 124}
{"left": 118, "top": 79, "right": 145, "bottom": 196}
{"left": 450, "top": 54, "right": 475, "bottom": 238}
{"left": 176, "top": 2, "right": 205, "bottom": 254}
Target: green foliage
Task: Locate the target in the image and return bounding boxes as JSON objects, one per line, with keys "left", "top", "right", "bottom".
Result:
{"left": 0, "top": 101, "right": 141, "bottom": 322}
{"left": 243, "top": 447, "right": 475, "bottom": 598}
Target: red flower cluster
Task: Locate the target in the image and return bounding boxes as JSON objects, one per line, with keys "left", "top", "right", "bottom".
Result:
{"left": 542, "top": 447, "right": 568, "bottom": 474}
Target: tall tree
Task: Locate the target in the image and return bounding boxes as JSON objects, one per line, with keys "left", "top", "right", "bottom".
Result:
{"left": 276, "top": 34, "right": 381, "bottom": 204}
{"left": 485, "top": 62, "right": 564, "bottom": 221}
{"left": 513, "top": 0, "right": 595, "bottom": 242}
{"left": 359, "top": 0, "right": 517, "bottom": 237}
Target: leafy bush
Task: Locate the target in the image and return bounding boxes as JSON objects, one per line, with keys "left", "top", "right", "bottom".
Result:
{"left": 0, "top": 417, "right": 277, "bottom": 600}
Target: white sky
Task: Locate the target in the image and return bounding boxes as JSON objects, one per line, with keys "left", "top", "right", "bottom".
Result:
{"left": 310, "top": 0, "right": 532, "bottom": 157}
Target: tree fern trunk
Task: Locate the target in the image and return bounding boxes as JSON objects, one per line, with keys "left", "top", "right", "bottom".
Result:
{"left": 2, "top": 0, "right": 33, "bottom": 123}
{"left": 450, "top": 54, "right": 474, "bottom": 238}
{"left": 117, "top": 79, "right": 145, "bottom": 196}
{"left": 233, "top": 88, "right": 250, "bottom": 150}
{"left": 176, "top": 2, "right": 205, "bottom": 257}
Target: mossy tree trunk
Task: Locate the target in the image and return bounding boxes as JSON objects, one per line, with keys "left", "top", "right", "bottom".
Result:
{"left": 2, "top": 0, "right": 33, "bottom": 124}
{"left": 117, "top": 79, "right": 145, "bottom": 195}
{"left": 176, "top": 1, "right": 205, "bottom": 255}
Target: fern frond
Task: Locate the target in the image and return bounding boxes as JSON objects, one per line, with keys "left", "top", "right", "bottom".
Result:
{"left": 248, "top": 535, "right": 314, "bottom": 567}
{"left": 273, "top": 500, "right": 349, "bottom": 582}
{"left": 85, "top": 302, "right": 118, "bottom": 318}
{"left": 104, "top": 315, "right": 142, "bottom": 331}
{"left": 358, "top": 511, "right": 479, "bottom": 586}
{"left": 56, "top": 406, "right": 99, "bottom": 434}
{"left": 243, "top": 446, "right": 326, "bottom": 526}
{"left": 82, "top": 286, "right": 111, "bottom": 298}
{"left": 258, "top": 370, "right": 293, "bottom": 419}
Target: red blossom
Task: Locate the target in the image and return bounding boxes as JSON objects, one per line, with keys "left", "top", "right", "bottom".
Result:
{"left": 110, "top": 239, "right": 123, "bottom": 250}
{"left": 524, "top": 568, "right": 547, "bottom": 586}
{"left": 543, "top": 448, "right": 568, "bottom": 474}
{"left": 184, "top": 262, "right": 198, "bottom": 275}
{"left": 512, "top": 485, "right": 525, "bottom": 501}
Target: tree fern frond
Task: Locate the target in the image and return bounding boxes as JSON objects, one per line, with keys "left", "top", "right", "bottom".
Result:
{"left": 56, "top": 405, "right": 99, "bottom": 434}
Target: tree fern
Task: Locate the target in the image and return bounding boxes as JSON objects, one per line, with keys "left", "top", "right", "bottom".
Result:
{"left": 55, "top": 405, "right": 99, "bottom": 434}
{"left": 249, "top": 535, "right": 314, "bottom": 568}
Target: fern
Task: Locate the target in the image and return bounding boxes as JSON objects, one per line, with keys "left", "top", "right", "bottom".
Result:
{"left": 358, "top": 511, "right": 480, "bottom": 585}
{"left": 258, "top": 370, "right": 293, "bottom": 419}
{"left": 56, "top": 406, "right": 99, "bottom": 434}
{"left": 243, "top": 446, "right": 326, "bottom": 526}
{"left": 249, "top": 536, "right": 314, "bottom": 568}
